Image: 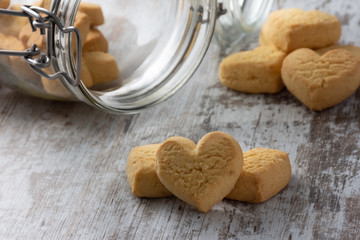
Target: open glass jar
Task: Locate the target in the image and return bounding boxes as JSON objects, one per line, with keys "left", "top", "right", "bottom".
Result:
{"left": 0, "top": 0, "right": 273, "bottom": 113}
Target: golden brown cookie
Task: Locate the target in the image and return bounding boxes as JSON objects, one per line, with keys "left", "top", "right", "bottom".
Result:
{"left": 258, "top": 19, "right": 273, "bottom": 48}
{"left": 0, "top": 11, "right": 28, "bottom": 37}
{"left": 18, "top": 24, "right": 33, "bottom": 47}
{"left": 226, "top": 148, "right": 291, "bottom": 203}
{"left": 259, "top": 9, "right": 341, "bottom": 53}
{"left": 155, "top": 131, "right": 243, "bottom": 213}
{"left": 219, "top": 46, "right": 286, "bottom": 93}
{"left": 40, "top": 0, "right": 52, "bottom": 9}
{"left": 83, "top": 28, "right": 108, "bottom": 52}
{"left": 0, "top": 0, "right": 10, "bottom": 9}
{"left": 83, "top": 51, "right": 120, "bottom": 85}
{"left": 0, "top": 33, "right": 25, "bottom": 51}
{"left": 127, "top": 144, "right": 172, "bottom": 198}
{"left": 73, "top": 11, "right": 91, "bottom": 50}
{"left": 282, "top": 48, "right": 360, "bottom": 111}
{"left": 78, "top": 2, "right": 104, "bottom": 26}
{"left": 79, "top": 59, "right": 94, "bottom": 87}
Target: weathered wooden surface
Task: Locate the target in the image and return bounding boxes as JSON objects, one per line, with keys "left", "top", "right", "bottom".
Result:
{"left": 0, "top": 0, "right": 360, "bottom": 239}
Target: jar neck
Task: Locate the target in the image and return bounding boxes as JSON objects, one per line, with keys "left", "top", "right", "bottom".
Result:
{"left": 215, "top": 0, "right": 273, "bottom": 54}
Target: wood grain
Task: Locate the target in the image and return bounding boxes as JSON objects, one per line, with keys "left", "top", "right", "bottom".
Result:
{"left": 0, "top": 0, "right": 360, "bottom": 239}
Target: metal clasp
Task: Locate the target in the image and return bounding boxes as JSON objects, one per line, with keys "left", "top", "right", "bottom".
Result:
{"left": 217, "top": 2, "right": 227, "bottom": 17}
{"left": 197, "top": 2, "right": 227, "bottom": 24}
{"left": 0, "top": 3, "right": 82, "bottom": 86}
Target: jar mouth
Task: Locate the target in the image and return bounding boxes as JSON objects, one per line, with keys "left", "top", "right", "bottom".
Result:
{"left": 215, "top": 0, "right": 273, "bottom": 53}
{"left": 54, "top": 0, "right": 217, "bottom": 113}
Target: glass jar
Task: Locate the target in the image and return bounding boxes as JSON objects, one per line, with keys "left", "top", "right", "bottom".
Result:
{"left": 0, "top": 0, "right": 273, "bottom": 113}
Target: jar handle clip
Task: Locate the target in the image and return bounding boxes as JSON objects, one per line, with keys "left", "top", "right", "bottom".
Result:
{"left": 0, "top": 4, "right": 82, "bottom": 87}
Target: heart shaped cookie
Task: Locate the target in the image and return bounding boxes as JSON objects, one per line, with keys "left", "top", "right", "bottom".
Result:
{"left": 155, "top": 131, "right": 243, "bottom": 212}
{"left": 282, "top": 48, "right": 360, "bottom": 111}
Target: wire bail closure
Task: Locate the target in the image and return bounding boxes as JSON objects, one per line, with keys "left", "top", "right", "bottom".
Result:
{"left": 0, "top": 4, "right": 82, "bottom": 87}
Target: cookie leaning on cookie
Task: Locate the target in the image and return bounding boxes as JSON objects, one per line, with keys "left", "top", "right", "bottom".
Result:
{"left": 281, "top": 48, "right": 360, "bottom": 111}
{"left": 219, "top": 8, "right": 342, "bottom": 95}
{"left": 155, "top": 132, "right": 243, "bottom": 213}
{"left": 219, "top": 8, "right": 360, "bottom": 111}
{"left": 126, "top": 135, "right": 292, "bottom": 210}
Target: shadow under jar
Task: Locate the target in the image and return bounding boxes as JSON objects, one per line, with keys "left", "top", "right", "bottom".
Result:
{"left": 0, "top": 0, "right": 273, "bottom": 113}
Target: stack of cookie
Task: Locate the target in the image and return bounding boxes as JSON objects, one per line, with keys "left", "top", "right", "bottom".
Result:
{"left": 219, "top": 8, "right": 360, "bottom": 111}
{"left": 126, "top": 131, "right": 292, "bottom": 213}
{"left": 0, "top": 1, "right": 120, "bottom": 99}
